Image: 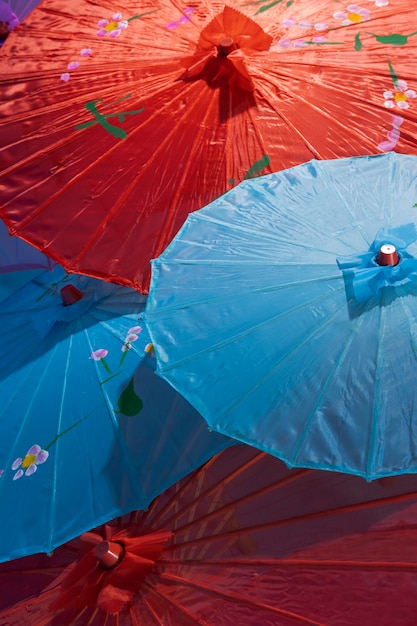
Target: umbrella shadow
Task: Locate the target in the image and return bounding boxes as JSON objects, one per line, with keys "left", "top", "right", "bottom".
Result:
{"left": 104, "top": 352, "right": 233, "bottom": 516}
{"left": 342, "top": 271, "right": 417, "bottom": 320}
{"left": 179, "top": 59, "right": 258, "bottom": 124}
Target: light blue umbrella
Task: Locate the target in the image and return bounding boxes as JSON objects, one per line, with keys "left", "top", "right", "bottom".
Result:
{"left": 145, "top": 152, "right": 417, "bottom": 481}
{"left": 0, "top": 265, "right": 231, "bottom": 562}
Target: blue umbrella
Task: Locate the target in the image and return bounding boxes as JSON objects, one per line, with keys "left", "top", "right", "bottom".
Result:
{"left": 0, "top": 265, "right": 231, "bottom": 562}
{"left": 144, "top": 152, "right": 417, "bottom": 481}
{"left": 0, "top": 219, "right": 54, "bottom": 302}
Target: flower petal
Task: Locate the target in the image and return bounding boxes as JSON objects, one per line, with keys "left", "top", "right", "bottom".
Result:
{"left": 91, "top": 349, "right": 108, "bottom": 360}
{"left": 25, "top": 464, "right": 37, "bottom": 477}
{"left": 13, "top": 469, "right": 24, "bottom": 480}
{"left": 128, "top": 326, "right": 142, "bottom": 334}
{"left": 28, "top": 444, "right": 41, "bottom": 456}
{"left": 36, "top": 450, "right": 49, "bottom": 465}
{"left": 282, "top": 18, "right": 296, "bottom": 27}
{"left": 397, "top": 79, "right": 408, "bottom": 92}
{"left": 11, "top": 458, "right": 22, "bottom": 471}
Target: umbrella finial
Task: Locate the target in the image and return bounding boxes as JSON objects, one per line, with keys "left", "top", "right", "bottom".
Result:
{"left": 94, "top": 540, "right": 124, "bottom": 569}
{"left": 60, "top": 284, "right": 83, "bottom": 306}
{"left": 218, "top": 37, "right": 237, "bottom": 56}
{"left": 376, "top": 244, "right": 399, "bottom": 267}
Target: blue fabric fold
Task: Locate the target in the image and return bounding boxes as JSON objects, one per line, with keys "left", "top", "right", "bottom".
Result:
{"left": 337, "top": 224, "right": 417, "bottom": 302}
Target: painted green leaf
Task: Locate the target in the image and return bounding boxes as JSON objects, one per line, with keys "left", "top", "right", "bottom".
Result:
{"left": 387, "top": 58, "right": 399, "bottom": 89}
{"left": 244, "top": 154, "right": 270, "bottom": 179}
{"left": 255, "top": 0, "right": 282, "bottom": 14}
{"left": 116, "top": 378, "right": 143, "bottom": 416}
{"left": 354, "top": 33, "right": 362, "bottom": 51}
{"left": 367, "top": 32, "right": 417, "bottom": 46}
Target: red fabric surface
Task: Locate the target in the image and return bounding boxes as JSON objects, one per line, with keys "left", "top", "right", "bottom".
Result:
{"left": 1, "top": 0, "right": 417, "bottom": 291}
{"left": 1, "top": 446, "right": 417, "bottom": 624}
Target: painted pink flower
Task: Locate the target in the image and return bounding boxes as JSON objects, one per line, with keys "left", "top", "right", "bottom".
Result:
{"left": 282, "top": 17, "right": 296, "bottom": 27}
{"left": 0, "top": 470, "right": 3, "bottom": 478}
{"left": 333, "top": 5, "right": 371, "bottom": 25}
{"left": 127, "top": 325, "right": 142, "bottom": 335}
{"left": 121, "top": 326, "right": 142, "bottom": 353}
{"left": 80, "top": 48, "right": 93, "bottom": 57}
{"left": 294, "top": 39, "right": 308, "bottom": 48}
{"left": 91, "top": 348, "right": 108, "bottom": 360}
{"left": 384, "top": 80, "right": 416, "bottom": 110}
{"left": 12, "top": 445, "right": 49, "bottom": 480}
{"left": 97, "top": 12, "right": 128, "bottom": 37}
{"left": 60, "top": 72, "right": 70, "bottom": 82}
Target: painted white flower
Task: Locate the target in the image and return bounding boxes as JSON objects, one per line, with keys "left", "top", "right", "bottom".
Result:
{"left": 334, "top": 5, "right": 371, "bottom": 25}
{"left": 384, "top": 80, "right": 416, "bottom": 110}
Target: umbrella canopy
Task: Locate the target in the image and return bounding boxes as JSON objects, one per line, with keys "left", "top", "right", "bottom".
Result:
{"left": 145, "top": 152, "right": 417, "bottom": 480}
{"left": 0, "top": 265, "right": 231, "bottom": 562}
{"left": 1, "top": 0, "right": 417, "bottom": 291}
{"left": 1, "top": 444, "right": 417, "bottom": 624}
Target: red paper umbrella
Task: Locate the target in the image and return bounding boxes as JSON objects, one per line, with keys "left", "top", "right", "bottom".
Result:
{"left": 1, "top": 445, "right": 417, "bottom": 625}
{"left": 1, "top": 0, "right": 417, "bottom": 291}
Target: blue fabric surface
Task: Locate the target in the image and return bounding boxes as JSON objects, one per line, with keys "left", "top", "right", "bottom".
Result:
{"left": 145, "top": 152, "right": 417, "bottom": 480}
{"left": 0, "top": 266, "right": 231, "bottom": 562}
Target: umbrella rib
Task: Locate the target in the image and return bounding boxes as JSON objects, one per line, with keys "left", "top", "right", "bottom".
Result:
{"left": 68, "top": 81, "right": 220, "bottom": 265}
{"left": 366, "top": 301, "right": 385, "bottom": 479}
{"left": 80, "top": 322, "right": 146, "bottom": 506}
{"left": 141, "top": 580, "right": 211, "bottom": 625}
{"left": 148, "top": 267, "right": 343, "bottom": 316}
{"left": 154, "top": 280, "right": 346, "bottom": 373}
{"left": 157, "top": 571, "right": 325, "bottom": 626}
{"left": 166, "top": 468, "right": 310, "bottom": 535}
{"left": 2, "top": 73, "right": 199, "bottom": 235}
{"left": 289, "top": 301, "right": 371, "bottom": 466}
{"left": 46, "top": 334, "right": 74, "bottom": 552}
{"left": 169, "top": 490, "right": 417, "bottom": 549}
{"left": 147, "top": 450, "right": 268, "bottom": 527}
{"left": 163, "top": 556, "right": 417, "bottom": 572}
{"left": 188, "top": 205, "right": 353, "bottom": 255}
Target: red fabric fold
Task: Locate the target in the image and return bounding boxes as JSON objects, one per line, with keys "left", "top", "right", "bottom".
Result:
{"left": 181, "top": 6, "right": 272, "bottom": 92}
{"left": 50, "top": 527, "right": 173, "bottom": 615}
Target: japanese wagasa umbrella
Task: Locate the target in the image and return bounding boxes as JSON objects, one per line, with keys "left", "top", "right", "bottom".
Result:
{"left": 1, "top": 0, "right": 417, "bottom": 291}
{"left": 1, "top": 445, "right": 417, "bottom": 625}
{"left": 145, "top": 152, "right": 417, "bottom": 480}
{"left": 0, "top": 265, "right": 230, "bottom": 562}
